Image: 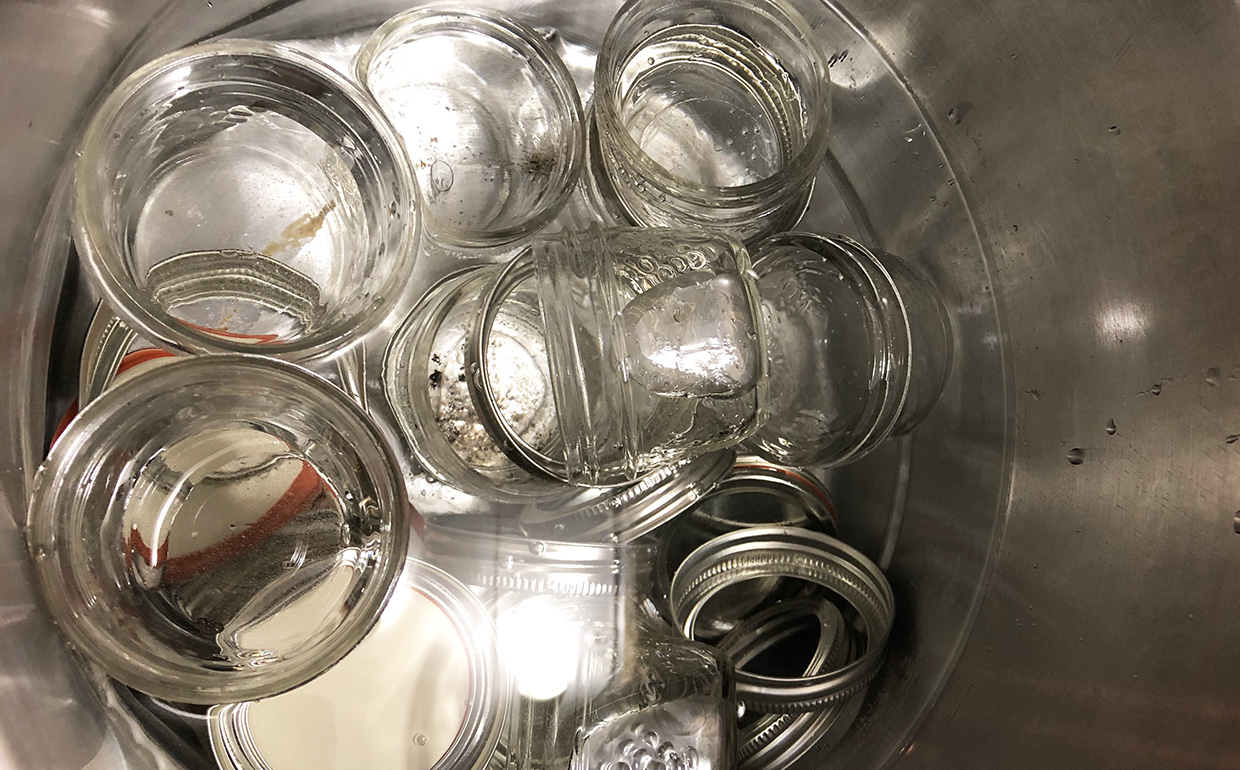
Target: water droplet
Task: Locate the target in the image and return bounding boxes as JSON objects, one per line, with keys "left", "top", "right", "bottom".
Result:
{"left": 1206, "top": 367, "right": 1222, "bottom": 387}
{"left": 1150, "top": 382, "right": 1162, "bottom": 396}
{"left": 1108, "top": 125, "right": 1120, "bottom": 134}
{"left": 530, "top": 541, "right": 546, "bottom": 555}
{"left": 681, "top": 747, "right": 698, "bottom": 770}
{"left": 190, "top": 530, "right": 199, "bottom": 538}
{"left": 1234, "top": 512, "right": 1240, "bottom": 534}
{"left": 647, "top": 57, "right": 655, "bottom": 65}
{"left": 1067, "top": 448, "right": 1085, "bottom": 465}
{"left": 32, "top": 545, "right": 47, "bottom": 559}
{"left": 414, "top": 733, "right": 428, "bottom": 746}
{"left": 429, "top": 160, "right": 454, "bottom": 193}
{"left": 1226, "top": 434, "right": 1239, "bottom": 444}
{"left": 1105, "top": 418, "right": 1117, "bottom": 435}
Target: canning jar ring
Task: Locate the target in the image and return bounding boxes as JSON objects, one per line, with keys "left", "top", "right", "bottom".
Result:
{"left": 669, "top": 526, "right": 894, "bottom": 713}
{"left": 715, "top": 596, "right": 852, "bottom": 767}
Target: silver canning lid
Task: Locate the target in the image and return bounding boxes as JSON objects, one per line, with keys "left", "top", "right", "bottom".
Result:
{"left": 669, "top": 526, "right": 894, "bottom": 713}
{"left": 715, "top": 598, "right": 854, "bottom": 770}
{"left": 210, "top": 558, "right": 506, "bottom": 770}
{"left": 517, "top": 448, "right": 737, "bottom": 543}
{"left": 675, "top": 455, "right": 837, "bottom": 537}
{"left": 424, "top": 515, "right": 657, "bottom": 597}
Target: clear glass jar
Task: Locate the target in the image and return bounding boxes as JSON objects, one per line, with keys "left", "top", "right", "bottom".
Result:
{"left": 747, "top": 232, "right": 953, "bottom": 467}
{"left": 355, "top": 7, "right": 584, "bottom": 247}
{"left": 386, "top": 227, "right": 768, "bottom": 494}
{"left": 383, "top": 265, "right": 568, "bottom": 504}
{"left": 73, "top": 40, "right": 421, "bottom": 361}
{"left": 27, "top": 354, "right": 410, "bottom": 704}
{"left": 423, "top": 518, "right": 736, "bottom": 770}
{"left": 592, "top": 0, "right": 832, "bottom": 243}
{"left": 472, "top": 225, "right": 769, "bottom": 486}
{"left": 209, "top": 558, "right": 506, "bottom": 770}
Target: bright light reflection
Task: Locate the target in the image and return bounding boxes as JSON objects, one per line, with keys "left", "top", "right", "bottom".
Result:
{"left": 497, "top": 595, "right": 582, "bottom": 700}
{"left": 1096, "top": 300, "right": 1148, "bottom": 344}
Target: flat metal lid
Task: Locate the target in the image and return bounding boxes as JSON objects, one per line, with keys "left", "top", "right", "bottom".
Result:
{"left": 209, "top": 558, "right": 505, "bottom": 770}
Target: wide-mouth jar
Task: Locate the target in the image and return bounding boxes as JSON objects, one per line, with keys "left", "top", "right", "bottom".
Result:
{"left": 74, "top": 40, "right": 421, "bottom": 361}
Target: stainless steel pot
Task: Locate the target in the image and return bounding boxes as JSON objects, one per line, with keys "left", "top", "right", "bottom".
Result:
{"left": 1, "top": 1, "right": 1236, "bottom": 768}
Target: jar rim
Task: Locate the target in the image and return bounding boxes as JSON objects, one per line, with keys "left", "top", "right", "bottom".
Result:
{"left": 74, "top": 39, "right": 421, "bottom": 361}
{"left": 28, "top": 353, "right": 410, "bottom": 704}
{"left": 353, "top": 6, "right": 585, "bottom": 247}
{"left": 747, "top": 231, "right": 914, "bottom": 467}
{"left": 593, "top": 0, "right": 833, "bottom": 206}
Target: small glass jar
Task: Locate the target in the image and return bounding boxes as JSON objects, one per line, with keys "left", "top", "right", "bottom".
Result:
{"left": 747, "top": 232, "right": 953, "bottom": 467}
{"left": 471, "top": 225, "right": 769, "bottom": 486}
{"left": 423, "top": 518, "right": 736, "bottom": 770}
{"left": 592, "top": 0, "right": 832, "bottom": 243}
{"left": 209, "top": 558, "right": 506, "bottom": 770}
{"left": 386, "top": 227, "right": 768, "bottom": 493}
{"left": 74, "top": 40, "right": 420, "bottom": 361}
{"left": 355, "top": 7, "right": 584, "bottom": 247}
{"left": 28, "top": 354, "right": 409, "bottom": 704}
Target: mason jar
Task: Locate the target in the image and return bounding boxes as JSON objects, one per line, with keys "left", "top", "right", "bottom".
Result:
{"left": 423, "top": 518, "right": 736, "bottom": 770}
{"left": 591, "top": 0, "right": 832, "bottom": 243}
{"left": 355, "top": 7, "right": 584, "bottom": 247}
{"left": 472, "top": 225, "right": 769, "bottom": 487}
{"left": 73, "top": 40, "right": 421, "bottom": 361}
{"left": 28, "top": 354, "right": 410, "bottom": 704}
{"left": 747, "top": 232, "right": 953, "bottom": 467}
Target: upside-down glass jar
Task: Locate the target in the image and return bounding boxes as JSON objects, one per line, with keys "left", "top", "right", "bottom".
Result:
{"left": 355, "top": 7, "right": 584, "bottom": 247}
{"left": 471, "top": 225, "right": 769, "bottom": 487}
{"left": 73, "top": 40, "right": 421, "bottom": 361}
{"left": 592, "top": 0, "right": 832, "bottom": 243}
{"left": 747, "top": 232, "right": 953, "bottom": 467}
{"left": 28, "top": 355, "right": 410, "bottom": 704}
{"left": 423, "top": 518, "right": 736, "bottom": 770}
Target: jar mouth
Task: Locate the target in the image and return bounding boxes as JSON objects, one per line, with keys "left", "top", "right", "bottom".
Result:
{"left": 382, "top": 267, "right": 570, "bottom": 505}
{"left": 593, "top": 0, "right": 832, "bottom": 206}
{"left": 584, "top": 103, "right": 819, "bottom": 240}
{"left": 354, "top": 7, "right": 584, "bottom": 247}
{"left": 74, "top": 39, "right": 421, "bottom": 362}
{"left": 747, "top": 232, "right": 913, "bottom": 467}
{"left": 28, "top": 354, "right": 409, "bottom": 705}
